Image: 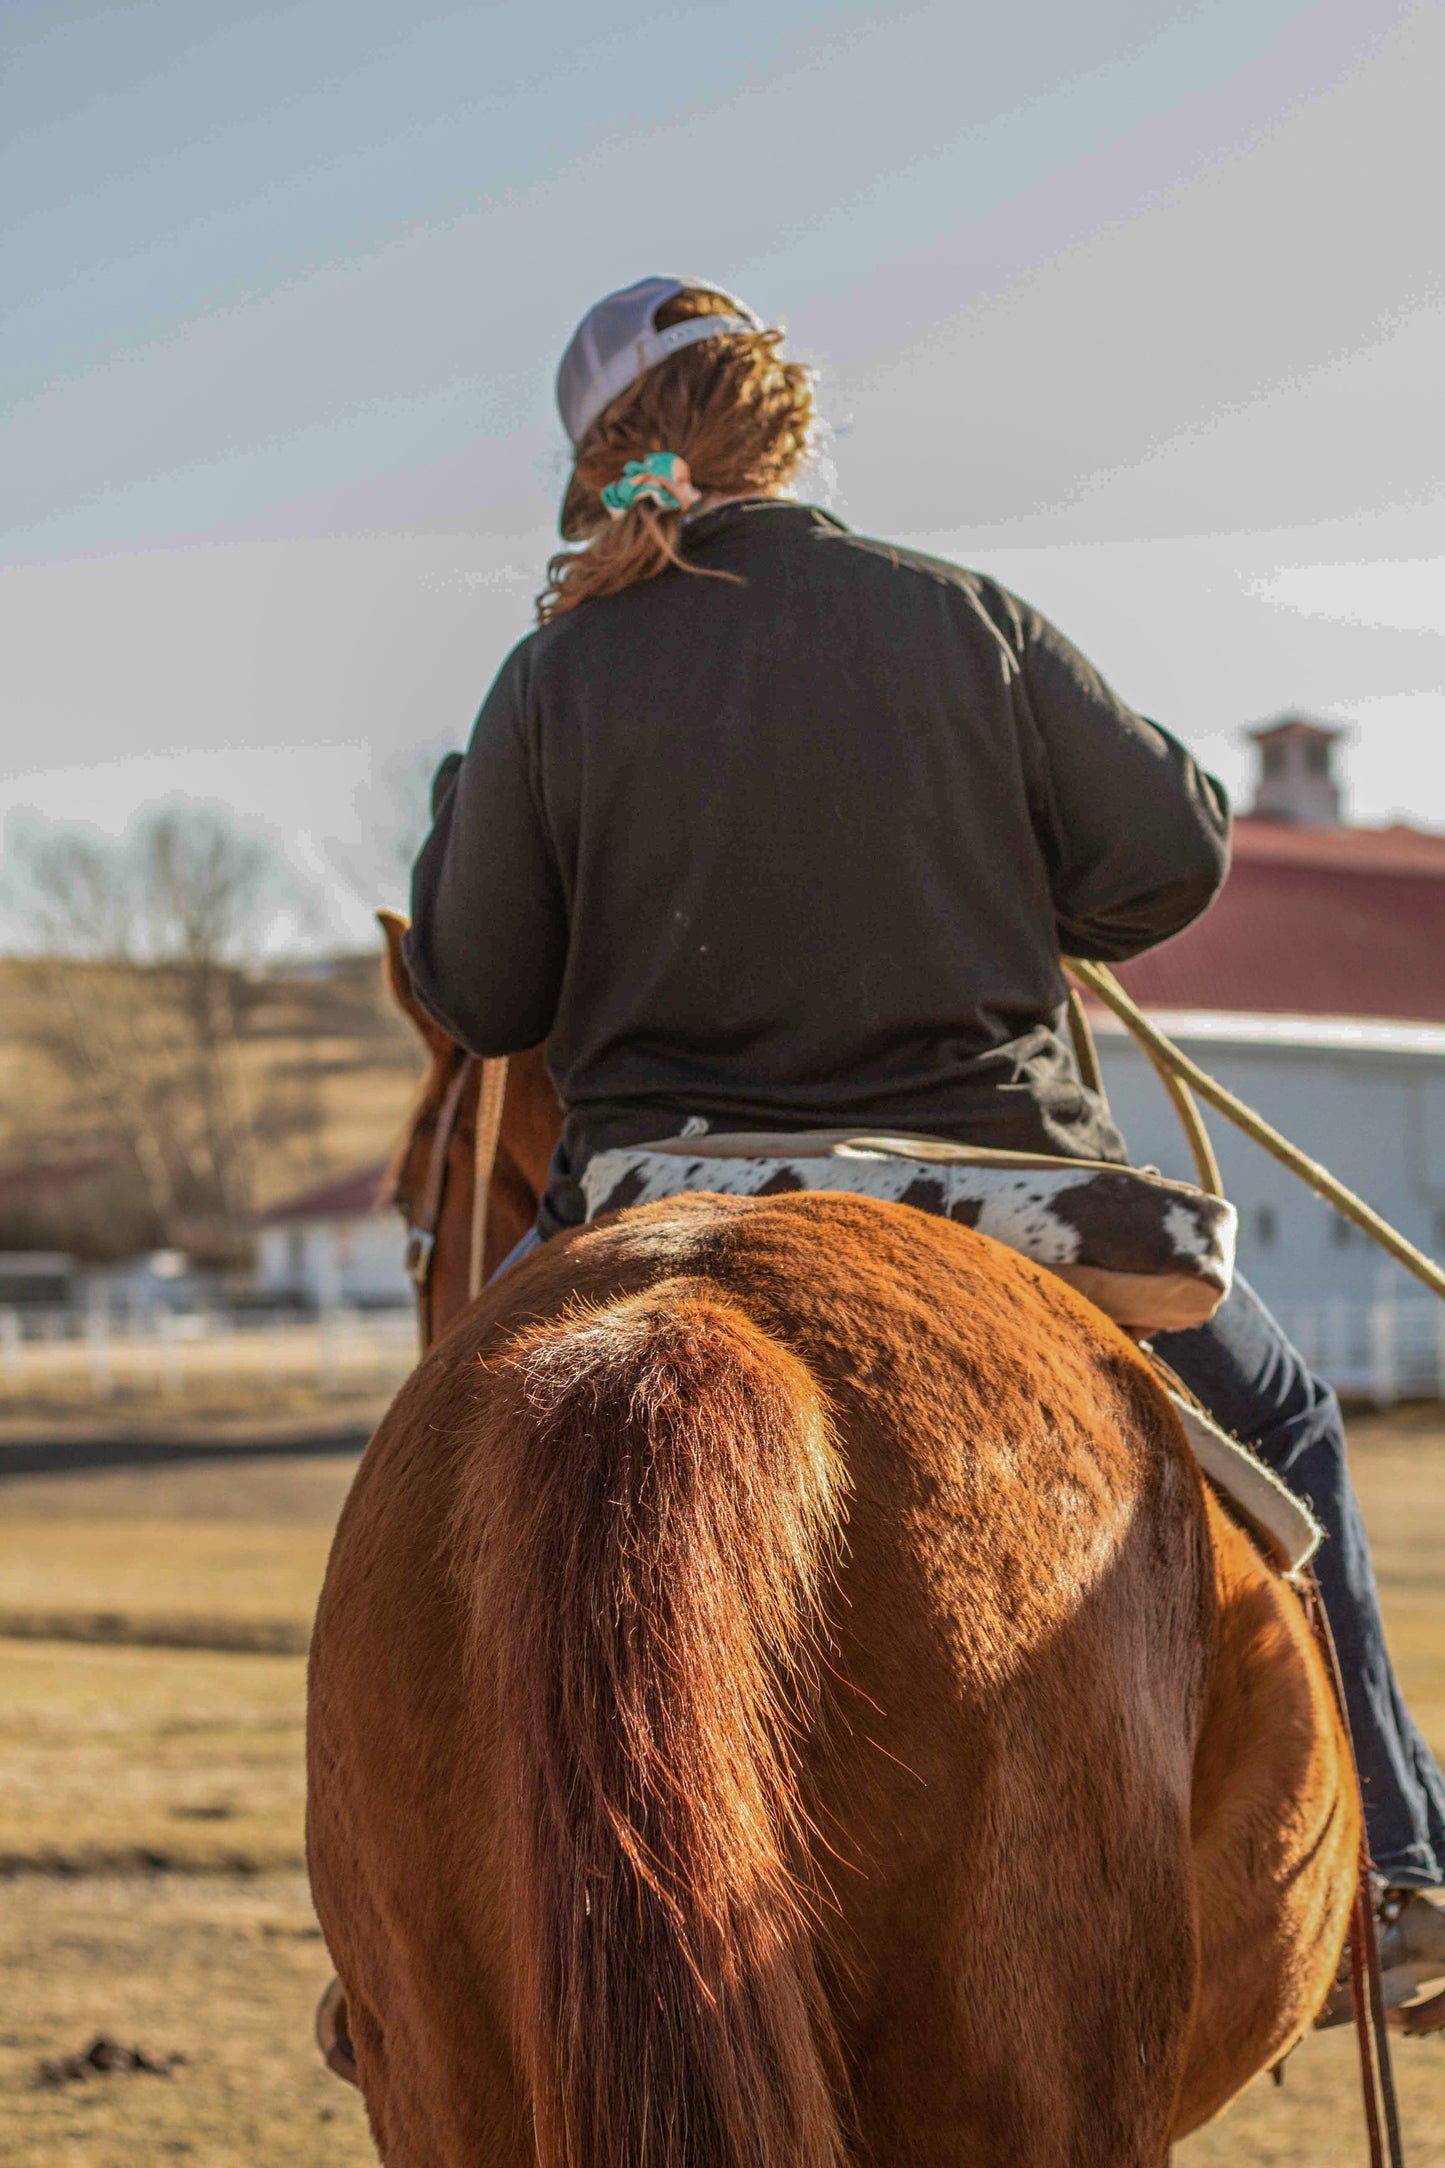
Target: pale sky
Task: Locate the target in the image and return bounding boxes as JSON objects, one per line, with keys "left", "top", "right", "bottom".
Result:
{"left": 4, "top": 0, "right": 1442, "bottom": 945}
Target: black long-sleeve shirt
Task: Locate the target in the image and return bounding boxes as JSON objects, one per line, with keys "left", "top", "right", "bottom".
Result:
{"left": 407, "top": 500, "right": 1229, "bottom": 1227}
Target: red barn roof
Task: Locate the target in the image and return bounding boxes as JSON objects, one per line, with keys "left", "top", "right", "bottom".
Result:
{"left": 1113, "top": 818, "right": 1445, "bottom": 1023}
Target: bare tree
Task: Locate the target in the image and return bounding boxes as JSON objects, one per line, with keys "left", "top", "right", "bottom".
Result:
{"left": 5, "top": 808, "right": 315, "bottom": 1260}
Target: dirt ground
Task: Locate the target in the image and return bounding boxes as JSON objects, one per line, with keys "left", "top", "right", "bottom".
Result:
{"left": 1, "top": 1418, "right": 1442, "bottom": 2165}
{"left": 0, "top": 1874, "right": 375, "bottom": 2167}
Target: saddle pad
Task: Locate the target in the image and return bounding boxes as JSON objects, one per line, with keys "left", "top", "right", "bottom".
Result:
{"left": 581, "top": 1132, "right": 1237, "bottom": 1334}
{"left": 1167, "top": 1392, "right": 1322, "bottom": 1576}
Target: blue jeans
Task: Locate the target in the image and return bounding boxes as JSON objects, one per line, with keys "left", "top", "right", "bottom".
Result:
{"left": 1158, "top": 1274, "right": 1445, "bottom": 1888}
{"left": 495, "top": 1224, "right": 1443, "bottom": 1886}
{"left": 490, "top": 1225, "right": 544, "bottom": 1280}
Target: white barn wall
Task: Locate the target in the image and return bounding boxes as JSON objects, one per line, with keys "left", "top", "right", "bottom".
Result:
{"left": 1095, "top": 1022, "right": 1445, "bottom": 1315}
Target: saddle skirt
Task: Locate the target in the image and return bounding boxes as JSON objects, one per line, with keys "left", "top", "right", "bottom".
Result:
{"left": 582, "top": 1130, "right": 1236, "bottom": 1334}
{"left": 581, "top": 1131, "right": 1321, "bottom": 1575}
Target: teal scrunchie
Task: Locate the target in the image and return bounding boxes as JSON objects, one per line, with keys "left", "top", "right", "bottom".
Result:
{"left": 599, "top": 452, "right": 700, "bottom": 519}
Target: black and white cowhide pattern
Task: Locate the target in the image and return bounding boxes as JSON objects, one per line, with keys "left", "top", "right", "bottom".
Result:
{"left": 581, "top": 1137, "right": 1236, "bottom": 1301}
{"left": 578, "top": 1136, "right": 1308, "bottom": 1559}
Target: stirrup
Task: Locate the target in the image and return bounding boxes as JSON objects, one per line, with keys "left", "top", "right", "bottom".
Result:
{"left": 314, "top": 1976, "right": 359, "bottom": 2085}
{"left": 1317, "top": 1890, "right": 1445, "bottom": 2034}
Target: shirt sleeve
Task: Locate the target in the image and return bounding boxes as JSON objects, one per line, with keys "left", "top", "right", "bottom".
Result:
{"left": 1002, "top": 590, "right": 1231, "bottom": 962}
{"left": 403, "top": 643, "right": 568, "bottom": 1056}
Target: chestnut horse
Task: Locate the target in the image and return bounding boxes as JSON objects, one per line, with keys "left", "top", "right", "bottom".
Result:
{"left": 306, "top": 924, "right": 1358, "bottom": 2165}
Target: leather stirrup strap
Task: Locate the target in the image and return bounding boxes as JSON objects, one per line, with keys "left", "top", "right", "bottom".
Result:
{"left": 1303, "top": 1575, "right": 1407, "bottom": 2168}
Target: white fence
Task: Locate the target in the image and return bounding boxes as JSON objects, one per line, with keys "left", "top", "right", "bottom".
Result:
{"left": 1259, "top": 1298, "right": 1445, "bottom": 1408}
{"left": 0, "top": 1302, "right": 418, "bottom": 1405}
{"left": 1, "top": 1295, "right": 1440, "bottom": 1411}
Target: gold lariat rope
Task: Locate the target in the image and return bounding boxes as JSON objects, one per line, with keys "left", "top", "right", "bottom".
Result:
{"left": 467, "top": 1056, "right": 511, "bottom": 1300}
{"left": 1066, "top": 982, "right": 1222, "bottom": 1197}
{"left": 1064, "top": 956, "right": 1445, "bottom": 1306}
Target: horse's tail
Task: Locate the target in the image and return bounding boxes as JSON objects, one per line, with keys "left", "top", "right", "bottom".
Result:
{"left": 475, "top": 1279, "right": 850, "bottom": 2168}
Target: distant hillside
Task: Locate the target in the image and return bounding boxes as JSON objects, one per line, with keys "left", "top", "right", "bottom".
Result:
{"left": 0, "top": 947, "right": 426, "bottom": 1258}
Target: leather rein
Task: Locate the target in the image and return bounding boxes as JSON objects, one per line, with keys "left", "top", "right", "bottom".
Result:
{"left": 401, "top": 1051, "right": 510, "bottom": 1346}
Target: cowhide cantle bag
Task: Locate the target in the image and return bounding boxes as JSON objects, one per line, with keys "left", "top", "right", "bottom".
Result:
{"left": 582, "top": 1130, "right": 1235, "bottom": 1335}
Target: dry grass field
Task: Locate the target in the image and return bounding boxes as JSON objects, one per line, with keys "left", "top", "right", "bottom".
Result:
{"left": 0, "top": 1455, "right": 377, "bottom": 2165}
{"left": 1, "top": 1417, "right": 1442, "bottom": 2164}
{"left": 0, "top": 1319, "right": 416, "bottom": 1430}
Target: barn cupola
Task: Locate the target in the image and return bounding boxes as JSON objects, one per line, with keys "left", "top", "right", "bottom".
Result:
{"left": 1246, "top": 715, "right": 1344, "bottom": 825}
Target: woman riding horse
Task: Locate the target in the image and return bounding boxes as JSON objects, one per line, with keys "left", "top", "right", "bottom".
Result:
{"left": 404, "top": 276, "right": 1445, "bottom": 1963}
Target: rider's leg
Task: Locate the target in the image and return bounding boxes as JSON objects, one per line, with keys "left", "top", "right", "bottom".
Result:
{"left": 1155, "top": 1273, "right": 1445, "bottom": 1891}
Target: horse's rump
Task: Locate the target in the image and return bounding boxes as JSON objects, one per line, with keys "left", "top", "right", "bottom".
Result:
{"left": 310, "top": 1189, "right": 1299, "bottom": 2164}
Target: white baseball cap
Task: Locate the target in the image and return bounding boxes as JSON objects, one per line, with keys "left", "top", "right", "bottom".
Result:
{"left": 556, "top": 276, "right": 762, "bottom": 448}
